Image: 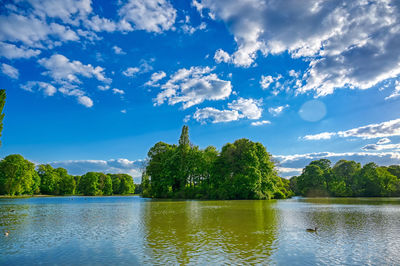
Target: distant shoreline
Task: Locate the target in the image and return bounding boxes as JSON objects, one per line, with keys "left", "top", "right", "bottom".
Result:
{"left": 0, "top": 194, "right": 139, "bottom": 199}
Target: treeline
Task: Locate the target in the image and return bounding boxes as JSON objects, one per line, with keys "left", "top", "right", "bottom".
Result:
{"left": 141, "top": 126, "right": 290, "bottom": 199}
{"left": 290, "top": 159, "right": 400, "bottom": 197}
{"left": 0, "top": 154, "right": 135, "bottom": 196}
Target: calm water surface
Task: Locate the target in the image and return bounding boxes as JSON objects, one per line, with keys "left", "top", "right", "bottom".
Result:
{"left": 1, "top": 196, "right": 400, "bottom": 265}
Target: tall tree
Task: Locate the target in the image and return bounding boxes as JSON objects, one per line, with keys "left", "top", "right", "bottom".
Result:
{"left": 178, "top": 125, "right": 190, "bottom": 146}
{"left": 0, "top": 89, "right": 5, "bottom": 146}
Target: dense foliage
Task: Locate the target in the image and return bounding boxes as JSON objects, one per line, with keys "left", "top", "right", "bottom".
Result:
{"left": 142, "top": 126, "right": 287, "bottom": 199}
{"left": 291, "top": 159, "right": 400, "bottom": 197}
{"left": 0, "top": 154, "right": 135, "bottom": 196}
{"left": 0, "top": 89, "right": 5, "bottom": 146}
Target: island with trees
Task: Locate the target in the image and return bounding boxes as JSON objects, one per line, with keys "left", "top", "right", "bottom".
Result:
{"left": 141, "top": 126, "right": 290, "bottom": 199}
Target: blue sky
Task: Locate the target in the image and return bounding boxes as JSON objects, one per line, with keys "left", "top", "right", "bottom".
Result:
{"left": 1, "top": 0, "right": 400, "bottom": 180}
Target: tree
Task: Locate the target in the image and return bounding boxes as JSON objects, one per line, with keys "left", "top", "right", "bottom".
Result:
{"left": 109, "top": 173, "right": 135, "bottom": 194}
{"left": 0, "top": 154, "right": 36, "bottom": 195}
{"left": 387, "top": 165, "right": 400, "bottom": 179}
{"left": 297, "top": 164, "right": 327, "bottom": 196}
{"left": 175, "top": 125, "right": 191, "bottom": 192}
{"left": 57, "top": 167, "right": 76, "bottom": 195}
{"left": 0, "top": 89, "right": 5, "bottom": 146}
{"left": 98, "top": 173, "right": 113, "bottom": 195}
{"left": 331, "top": 160, "right": 361, "bottom": 196}
{"left": 310, "top": 159, "right": 333, "bottom": 192}
{"left": 212, "top": 139, "right": 280, "bottom": 199}
{"left": 146, "top": 141, "right": 177, "bottom": 197}
{"left": 80, "top": 172, "right": 100, "bottom": 196}
{"left": 38, "top": 164, "right": 60, "bottom": 195}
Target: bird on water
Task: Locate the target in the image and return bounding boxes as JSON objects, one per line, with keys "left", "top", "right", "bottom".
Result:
{"left": 4, "top": 230, "right": 9, "bottom": 237}
{"left": 306, "top": 227, "right": 318, "bottom": 232}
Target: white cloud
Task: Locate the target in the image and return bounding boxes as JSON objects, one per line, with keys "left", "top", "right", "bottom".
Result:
{"left": 303, "top": 118, "right": 400, "bottom": 140}
{"left": 180, "top": 17, "right": 206, "bottom": 35}
{"left": 251, "top": 120, "right": 271, "bottom": 126}
{"left": 112, "top": 88, "right": 125, "bottom": 95}
{"left": 77, "top": 95, "right": 93, "bottom": 108}
{"left": 27, "top": 0, "right": 92, "bottom": 25}
{"left": 97, "top": 85, "right": 110, "bottom": 91}
{"left": 119, "top": 0, "right": 177, "bottom": 33}
{"left": 361, "top": 143, "right": 400, "bottom": 151}
{"left": 121, "top": 109, "right": 127, "bottom": 114}
{"left": 154, "top": 66, "right": 232, "bottom": 109}
{"left": 193, "top": 107, "right": 240, "bottom": 124}
{"left": 1, "top": 63, "right": 19, "bottom": 79}
{"left": 122, "top": 67, "right": 140, "bottom": 77}
{"left": 268, "top": 104, "right": 289, "bottom": 116}
{"left": 38, "top": 54, "right": 111, "bottom": 84}
{"left": 145, "top": 71, "right": 166, "bottom": 86}
{"left": 0, "top": 42, "right": 41, "bottom": 59}
{"left": 21, "top": 81, "right": 57, "bottom": 96}
{"left": 35, "top": 54, "right": 109, "bottom": 107}
{"left": 377, "top": 138, "right": 391, "bottom": 145}
{"left": 85, "top": 15, "right": 118, "bottom": 32}
{"left": 192, "top": 97, "right": 262, "bottom": 124}
{"left": 275, "top": 151, "right": 400, "bottom": 177}
{"left": 228, "top": 97, "right": 262, "bottom": 119}
{"left": 277, "top": 167, "right": 303, "bottom": 177}
{"left": 196, "top": 0, "right": 400, "bottom": 96}
{"left": 260, "top": 75, "right": 274, "bottom": 90}
{"left": 0, "top": 13, "right": 79, "bottom": 48}
{"left": 112, "top": 45, "right": 126, "bottom": 55}
{"left": 49, "top": 158, "right": 145, "bottom": 183}
{"left": 48, "top": 22, "right": 79, "bottom": 41}
{"left": 123, "top": 59, "right": 154, "bottom": 77}
{"left": 385, "top": 81, "right": 400, "bottom": 100}
{"left": 57, "top": 85, "right": 94, "bottom": 107}
{"left": 303, "top": 132, "right": 337, "bottom": 141}
{"left": 260, "top": 74, "right": 283, "bottom": 93}
{"left": 214, "top": 49, "right": 231, "bottom": 63}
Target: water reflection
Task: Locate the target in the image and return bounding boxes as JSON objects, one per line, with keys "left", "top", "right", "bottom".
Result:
{"left": 142, "top": 200, "right": 278, "bottom": 264}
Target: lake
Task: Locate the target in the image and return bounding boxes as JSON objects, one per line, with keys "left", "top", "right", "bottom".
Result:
{"left": 1, "top": 196, "right": 400, "bottom": 265}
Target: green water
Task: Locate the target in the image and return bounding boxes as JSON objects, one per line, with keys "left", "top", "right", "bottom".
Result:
{"left": 1, "top": 196, "right": 399, "bottom": 265}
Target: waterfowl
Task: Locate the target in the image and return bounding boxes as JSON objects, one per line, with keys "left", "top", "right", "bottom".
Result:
{"left": 306, "top": 227, "right": 318, "bottom": 232}
{"left": 4, "top": 230, "right": 9, "bottom": 237}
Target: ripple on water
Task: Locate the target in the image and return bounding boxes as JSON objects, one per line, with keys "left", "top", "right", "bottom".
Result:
{"left": 1, "top": 197, "right": 400, "bottom": 265}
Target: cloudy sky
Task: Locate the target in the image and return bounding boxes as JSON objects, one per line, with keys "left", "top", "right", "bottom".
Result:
{"left": 1, "top": 0, "right": 400, "bottom": 181}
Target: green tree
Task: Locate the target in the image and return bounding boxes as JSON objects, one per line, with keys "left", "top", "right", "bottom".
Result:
{"left": 146, "top": 141, "right": 177, "bottom": 197}
{"left": 0, "top": 154, "right": 36, "bottom": 195}
{"left": 80, "top": 172, "right": 100, "bottom": 196}
{"left": 31, "top": 171, "right": 41, "bottom": 194}
{"left": 297, "top": 164, "right": 327, "bottom": 196}
{"left": 109, "top": 173, "right": 135, "bottom": 194}
{"left": 57, "top": 168, "right": 75, "bottom": 195}
{"left": 0, "top": 89, "right": 5, "bottom": 146}
{"left": 386, "top": 165, "right": 400, "bottom": 179}
{"left": 98, "top": 173, "right": 113, "bottom": 195}
{"left": 310, "top": 159, "right": 333, "bottom": 193}
{"left": 175, "top": 125, "right": 191, "bottom": 192}
{"left": 212, "top": 138, "right": 279, "bottom": 199}
{"left": 331, "top": 160, "right": 361, "bottom": 196}
{"left": 38, "top": 164, "right": 60, "bottom": 195}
